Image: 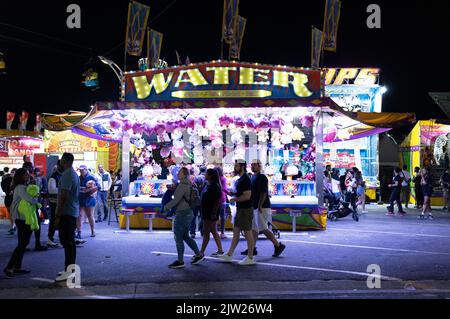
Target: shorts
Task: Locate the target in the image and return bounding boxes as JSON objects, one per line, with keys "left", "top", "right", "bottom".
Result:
{"left": 234, "top": 208, "right": 253, "bottom": 231}
{"left": 252, "top": 208, "right": 272, "bottom": 232}
{"left": 422, "top": 186, "right": 432, "bottom": 197}
{"left": 80, "top": 196, "right": 96, "bottom": 208}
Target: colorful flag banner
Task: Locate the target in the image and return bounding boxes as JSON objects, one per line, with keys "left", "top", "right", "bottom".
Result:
{"left": 311, "top": 27, "right": 323, "bottom": 69}
{"left": 6, "top": 111, "right": 15, "bottom": 130}
{"left": 35, "top": 114, "right": 42, "bottom": 132}
{"left": 175, "top": 50, "right": 182, "bottom": 65}
{"left": 125, "top": 1, "right": 151, "bottom": 56}
{"left": 222, "top": 0, "right": 240, "bottom": 44}
{"left": 147, "top": 29, "right": 163, "bottom": 68}
{"left": 322, "top": 0, "right": 341, "bottom": 52}
{"left": 229, "top": 15, "right": 246, "bottom": 60}
{"left": 19, "top": 111, "right": 29, "bottom": 130}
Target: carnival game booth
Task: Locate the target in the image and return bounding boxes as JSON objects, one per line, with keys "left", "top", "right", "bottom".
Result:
{"left": 42, "top": 61, "right": 413, "bottom": 231}
{"left": 400, "top": 120, "right": 450, "bottom": 207}
{"left": 324, "top": 68, "right": 386, "bottom": 201}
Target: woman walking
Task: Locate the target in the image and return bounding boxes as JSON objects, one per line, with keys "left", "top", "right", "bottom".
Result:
{"left": 413, "top": 166, "right": 424, "bottom": 209}
{"left": 163, "top": 167, "right": 204, "bottom": 269}
{"left": 3, "top": 168, "right": 38, "bottom": 278}
{"left": 77, "top": 165, "right": 98, "bottom": 239}
{"left": 355, "top": 171, "right": 367, "bottom": 213}
{"left": 198, "top": 169, "right": 224, "bottom": 258}
{"left": 216, "top": 166, "right": 229, "bottom": 239}
{"left": 419, "top": 168, "right": 434, "bottom": 220}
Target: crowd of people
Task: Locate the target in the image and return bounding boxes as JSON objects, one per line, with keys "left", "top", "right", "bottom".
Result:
{"left": 0, "top": 154, "right": 122, "bottom": 280}
{"left": 162, "top": 159, "right": 286, "bottom": 269}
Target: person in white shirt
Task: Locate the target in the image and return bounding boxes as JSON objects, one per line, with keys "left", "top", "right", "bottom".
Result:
{"left": 95, "top": 164, "right": 112, "bottom": 223}
{"left": 400, "top": 165, "right": 411, "bottom": 209}
{"left": 47, "top": 162, "right": 62, "bottom": 247}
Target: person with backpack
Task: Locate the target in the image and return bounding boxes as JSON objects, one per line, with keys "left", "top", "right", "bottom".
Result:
{"left": 163, "top": 167, "right": 204, "bottom": 269}
{"left": 189, "top": 166, "right": 206, "bottom": 238}
{"left": 197, "top": 168, "right": 224, "bottom": 258}
{"left": 1, "top": 168, "right": 16, "bottom": 235}
{"left": 386, "top": 167, "right": 406, "bottom": 216}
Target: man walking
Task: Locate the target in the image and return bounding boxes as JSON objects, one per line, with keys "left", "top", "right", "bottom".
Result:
{"left": 221, "top": 160, "right": 256, "bottom": 265}
{"left": 246, "top": 159, "right": 286, "bottom": 257}
{"left": 54, "top": 153, "right": 80, "bottom": 282}
{"left": 95, "top": 164, "right": 112, "bottom": 222}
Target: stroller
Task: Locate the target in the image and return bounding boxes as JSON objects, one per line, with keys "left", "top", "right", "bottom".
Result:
{"left": 327, "top": 189, "right": 359, "bottom": 222}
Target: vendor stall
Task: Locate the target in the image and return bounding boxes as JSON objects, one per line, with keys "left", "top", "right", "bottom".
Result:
{"left": 400, "top": 120, "right": 450, "bottom": 206}
{"left": 42, "top": 61, "right": 413, "bottom": 231}
{"left": 0, "top": 129, "right": 44, "bottom": 171}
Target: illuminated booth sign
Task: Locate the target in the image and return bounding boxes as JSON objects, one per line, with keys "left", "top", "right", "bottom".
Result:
{"left": 325, "top": 68, "right": 380, "bottom": 86}
{"left": 124, "top": 62, "right": 321, "bottom": 102}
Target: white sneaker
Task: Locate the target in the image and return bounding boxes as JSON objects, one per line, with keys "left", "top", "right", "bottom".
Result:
{"left": 220, "top": 254, "right": 233, "bottom": 263}
{"left": 238, "top": 256, "right": 256, "bottom": 266}
{"left": 47, "top": 239, "right": 59, "bottom": 247}
{"left": 55, "top": 271, "right": 75, "bottom": 282}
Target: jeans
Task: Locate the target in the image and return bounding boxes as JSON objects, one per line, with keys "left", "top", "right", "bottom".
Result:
{"left": 388, "top": 188, "right": 404, "bottom": 213}
{"left": 6, "top": 219, "right": 33, "bottom": 270}
{"left": 189, "top": 207, "right": 202, "bottom": 235}
{"left": 59, "top": 215, "right": 77, "bottom": 271}
{"left": 219, "top": 203, "right": 228, "bottom": 233}
{"left": 174, "top": 209, "right": 200, "bottom": 262}
{"left": 48, "top": 202, "right": 57, "bottom": 242}
{"left": 97, "top": 191, "right": 109, "bottom": 220}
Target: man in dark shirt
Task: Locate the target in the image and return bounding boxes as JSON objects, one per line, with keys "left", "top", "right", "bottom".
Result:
{"left": 245, "top": 159, "right": 285, "bottom": 258}
{"left": 221, "top": 160, "right": 256, "bottom": 266}
{"left": 440, "top": 168, "right": 450, "bottom": 211}
{"left": 387, "top": 167, "right": 406, "bottom": 216}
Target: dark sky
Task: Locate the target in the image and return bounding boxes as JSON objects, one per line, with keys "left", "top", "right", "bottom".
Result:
{"left": 1, "top": 0, "right": 449, "bottom": 136}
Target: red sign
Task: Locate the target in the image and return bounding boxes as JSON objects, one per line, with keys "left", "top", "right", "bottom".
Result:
{"left": 7, "top": 137, "right": 43, "bottom": 157}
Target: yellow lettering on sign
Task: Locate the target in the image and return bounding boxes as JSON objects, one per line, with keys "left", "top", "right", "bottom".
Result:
{"left": 354, "top": 68, "right": 380, "bottom": 85}
{"left": 239, "top": 68, "right": 270, "bottom": 85}
{"left": 273, "top": 71, "right": 312, "bottom": 97}
{"left": 175, "top": 69, "right": 208, "bottom": 88}
{"left": 325, "top": 69, "right": 337, "bottom": 85}
{"left": 132, "top": 73, "right": 174, "bottom": 99}
{"left": 334, "top": 68, "right": 359, "bottom": 85}
{"left": 206, "top": 67, "right": 237, "bottom": 85}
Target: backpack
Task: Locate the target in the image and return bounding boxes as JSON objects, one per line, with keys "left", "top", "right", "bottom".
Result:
{"left": 184, "top": 184, "right": 201, "bottom": 209}
{"left": 161, "top": 188, "right": 176, "bottom": 217}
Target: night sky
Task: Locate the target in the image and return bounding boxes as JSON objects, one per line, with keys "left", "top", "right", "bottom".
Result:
{"left": 1, "top": 0, "right": 449, "bottom": 139}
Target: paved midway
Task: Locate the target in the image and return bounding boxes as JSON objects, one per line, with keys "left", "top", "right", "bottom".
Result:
{"left": 1, "top": 204, "right": 450, "bottom": 299}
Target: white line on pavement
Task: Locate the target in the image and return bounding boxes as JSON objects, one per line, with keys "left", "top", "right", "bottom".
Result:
{"left": 324, "top": 227, "right": 450, "bottom": 239}
{"left": 281, "top": 239, "right": 450, "bottom": 256}
{"left": 31, "top": 277, "right": 54, "bottom": 283}
{"left": 151, "top": 251, "right": 402, "bottom": 282}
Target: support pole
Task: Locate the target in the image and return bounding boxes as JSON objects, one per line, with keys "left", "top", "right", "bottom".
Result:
{"left": 315, "top": 110, "right": 324, "bottom": 206}
{"left": 121, "top": 132, "right": 131, "bottom": 198}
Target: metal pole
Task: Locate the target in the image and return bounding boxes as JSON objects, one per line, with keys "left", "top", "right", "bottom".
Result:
{"left": 315, "top": 110, "right": 324, "bottom": 206}
{"left": 121, "top": 132, "right": 131, "bottom": 198}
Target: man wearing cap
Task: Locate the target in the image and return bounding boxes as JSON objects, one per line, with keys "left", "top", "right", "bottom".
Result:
{"left": 220, "top": 160, "right": 256, "bottom": 266}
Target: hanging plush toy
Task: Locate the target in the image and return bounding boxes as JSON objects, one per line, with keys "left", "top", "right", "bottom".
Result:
{"left": 291, "top": 126, "right": 305, "bottom": 141}
{"left": 257, "top": 130, "right": 269, "bottom": 143}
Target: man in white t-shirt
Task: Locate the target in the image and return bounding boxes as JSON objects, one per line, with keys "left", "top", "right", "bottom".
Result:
{"left": 95, "top": 164, "right": 112, "bottom": 222}
{"left": 400, "top": 165, "right": 411, "bottom": 209}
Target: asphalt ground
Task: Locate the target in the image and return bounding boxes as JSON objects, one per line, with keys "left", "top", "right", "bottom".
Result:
{"left": 0, "top": 204, "right": 450, "bottom": 299}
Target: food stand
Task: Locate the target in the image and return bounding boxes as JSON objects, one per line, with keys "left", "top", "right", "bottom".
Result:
{"left": 42, "top": 61, "right": 414, "bottom": 231}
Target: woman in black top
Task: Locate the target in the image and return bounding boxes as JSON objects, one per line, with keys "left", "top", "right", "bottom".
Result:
{"left": 198, "top": 169, "right": 224, "bottom": 258}
{"left": 419, "top": 168, "right": 434, "bottom": 220}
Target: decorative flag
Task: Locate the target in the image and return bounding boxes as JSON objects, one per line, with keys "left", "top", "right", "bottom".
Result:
{"left": 6, "top": 111, "right": 15, "bottom": 130}
{"left": 35, "top": 114, "right": 42, "bottom": 132}
{"left": 125, "top": 1, "right": 151, "bottom": 56}
{"left": 19, "top": 111, "right": 29, "bottom": 130}
{"left": 185, "top": 56, "right": 191, "bottom": 65}
{"left": 311, "top": 27, "right": 323, "bottom": 69}
{"left": 0, "top": 52, "right": 5, "bottom": 75}
{"left": 147, "top": 29, "right": 163, "bottom": 68}
{"left": 222, "top": 0, "right": 240, "bottom": 44}
{"left": 175, "top": 50, "right": 182, "bottom": 65}
{"left": 322, "top": 0, "right": 341, "bottom": 52}
{"left": 229, "top": 15, "right": 246, "bottom": 60}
